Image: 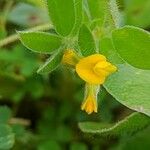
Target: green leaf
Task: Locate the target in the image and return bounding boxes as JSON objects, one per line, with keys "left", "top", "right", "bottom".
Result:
{"left": 112, "top": 26, "right": 150, "bottom": 70}
{"left": 100, "top": 37, "right": 123, "bottom": 64}
{"left": 37, "top": 50, "right": 63, "bottom": 74}
{"left": 116, "top": 126, "right": 150, "bottom": 150}
{"left": 0, "top": 125, "right": 15, "bottom": 150}
{"left": 47, "top": 0, "right": 75, "bottom": 36}
{"left": 79, "top": 112, "right": 150, "bottom": 136}
{"left": 71, "top": 0, "right": 83, "bottom": 35}
{"left": 104, "top": 64, "right": 150, "bottom": 116}
{"left": 87, "top": 0, "right": 107, "bottom": 26}
{"left": 0, "top": 107, "right": 11, "bottom": 124}
{"left": 78, "top": 24, "right": 96, "bottom": 56}
{"left": 19, "top": 32, "right": 62, "bottom": 54}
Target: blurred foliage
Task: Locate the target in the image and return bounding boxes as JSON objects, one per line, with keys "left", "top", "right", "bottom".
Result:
{"left": 8, "top": 3, "right": 49, "bottom": 27}
{"left": 0, "top": 0, "right": 150, "bottom": 150}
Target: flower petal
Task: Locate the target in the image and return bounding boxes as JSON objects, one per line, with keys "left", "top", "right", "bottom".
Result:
{"left": 76, "top": 54, "right": 106, "bottom": 84}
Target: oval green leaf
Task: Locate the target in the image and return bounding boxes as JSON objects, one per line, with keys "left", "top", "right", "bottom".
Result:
{"left": 47, "top": 0, "right": 75, "bottom": 36}
{"left": 87, "top": 0, "right": 106, "bottom": 26}
{"left": 71, "top": 0, "right": 83, "bottom": 35}
{"left": 100, "top": 37, "right": 123, "bottom": 64}
{"left": 37, "top": 50, "right": 63, "bottom": 74}
{"left": 112, "top": 26, "right": 150, "bottom": 70}
{"left": 104, "top": 64, "right": 150, "bottom": 116}
{"left": 79, "top": 112, "right": 150, "bottom": 136}
{"left": 78, "top": 24, "right": 96, "bottom": 56}
{"left": 19, "top": 31, "right": 62, "bottom": 54}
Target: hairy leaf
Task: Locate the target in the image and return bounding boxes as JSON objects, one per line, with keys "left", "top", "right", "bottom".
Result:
{"left": 19, "top": 32, "right": 62, "bottom": 54}
{"left": 104, "top": 64, "right": 150, "bottom": 116}
{"left": 112, "top": 26, "right": 150, "bottom": 70}
{"left": 78, "top": 24, "right": 96, "bottom": 56}
{"left": 79, "top": 112, "right": 150, "bottom": 136}
{"left": 37, "top": 50, "right": 63, "bottom": 74}
{"left": 71, "top": 0, "right": 83, "bottom": 35}
{"left": 100, "top": 37, "right": 123, "bottom": 64}
{"left": 87, "top": 0, "right": 107, "bottom": 26}
{"left": 47, "top": 0, "right": 75, "bottom": 36}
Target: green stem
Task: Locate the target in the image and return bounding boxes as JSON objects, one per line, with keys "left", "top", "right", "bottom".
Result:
{"left": 86, "top": 83, "right": 100, "bottom": 98}
{"left": 109, "top": 0, "right": 121, "bottom": 28}
{"left": 0, "top": 23, "right": 53, "bottom": 48}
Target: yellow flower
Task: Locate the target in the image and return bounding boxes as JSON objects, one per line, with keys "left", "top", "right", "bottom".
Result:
{"left": 81, "top": 84, "right": 99, "bottom": 114}
{"left": 76, "top": 54, "right": 117, "bottom": 84}
{"left": 62, "top": 50, "right": 117, "bottom": 115}
{"left": 62, "top": 49, "right": 80, "bottom": 66}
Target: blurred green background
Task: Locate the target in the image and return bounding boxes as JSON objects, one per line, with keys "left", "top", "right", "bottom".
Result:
{"left": 0, "top": 0, "right": 150, "bottom": 150}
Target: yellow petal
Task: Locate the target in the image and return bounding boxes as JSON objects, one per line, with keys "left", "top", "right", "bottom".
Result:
{"left": 94, "top": 61, "right": 117, "bottom": 76}
{"left": 76, "top": 54, "right": 117, "bottom": 84}
{"left": 81, "top": 95, "right": 97, "bottom": 114}
{"left": 76, "top": 54, "right": 106, "bottom": 84}
{"left": 105, "top": 64, "right": 117, "bottom": 73}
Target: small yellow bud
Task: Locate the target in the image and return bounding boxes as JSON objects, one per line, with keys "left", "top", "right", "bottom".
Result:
{"left": 62, "top": 49, "right": 79, "bottom": 66}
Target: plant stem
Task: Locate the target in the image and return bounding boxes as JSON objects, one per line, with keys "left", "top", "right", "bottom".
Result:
{"left": 0, "top": 23, "right": 53, "bottom": 48}
{"left": 109, "top": 0, "right": 121, "bottom": 28}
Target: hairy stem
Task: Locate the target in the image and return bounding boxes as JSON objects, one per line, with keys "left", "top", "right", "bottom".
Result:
{"left": 109, "top": 0, "right": 121, "bottom": 28}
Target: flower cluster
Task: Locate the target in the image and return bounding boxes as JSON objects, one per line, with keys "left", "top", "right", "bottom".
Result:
{"left": 62, "top": 49, "right": 117, "bottom": 114}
